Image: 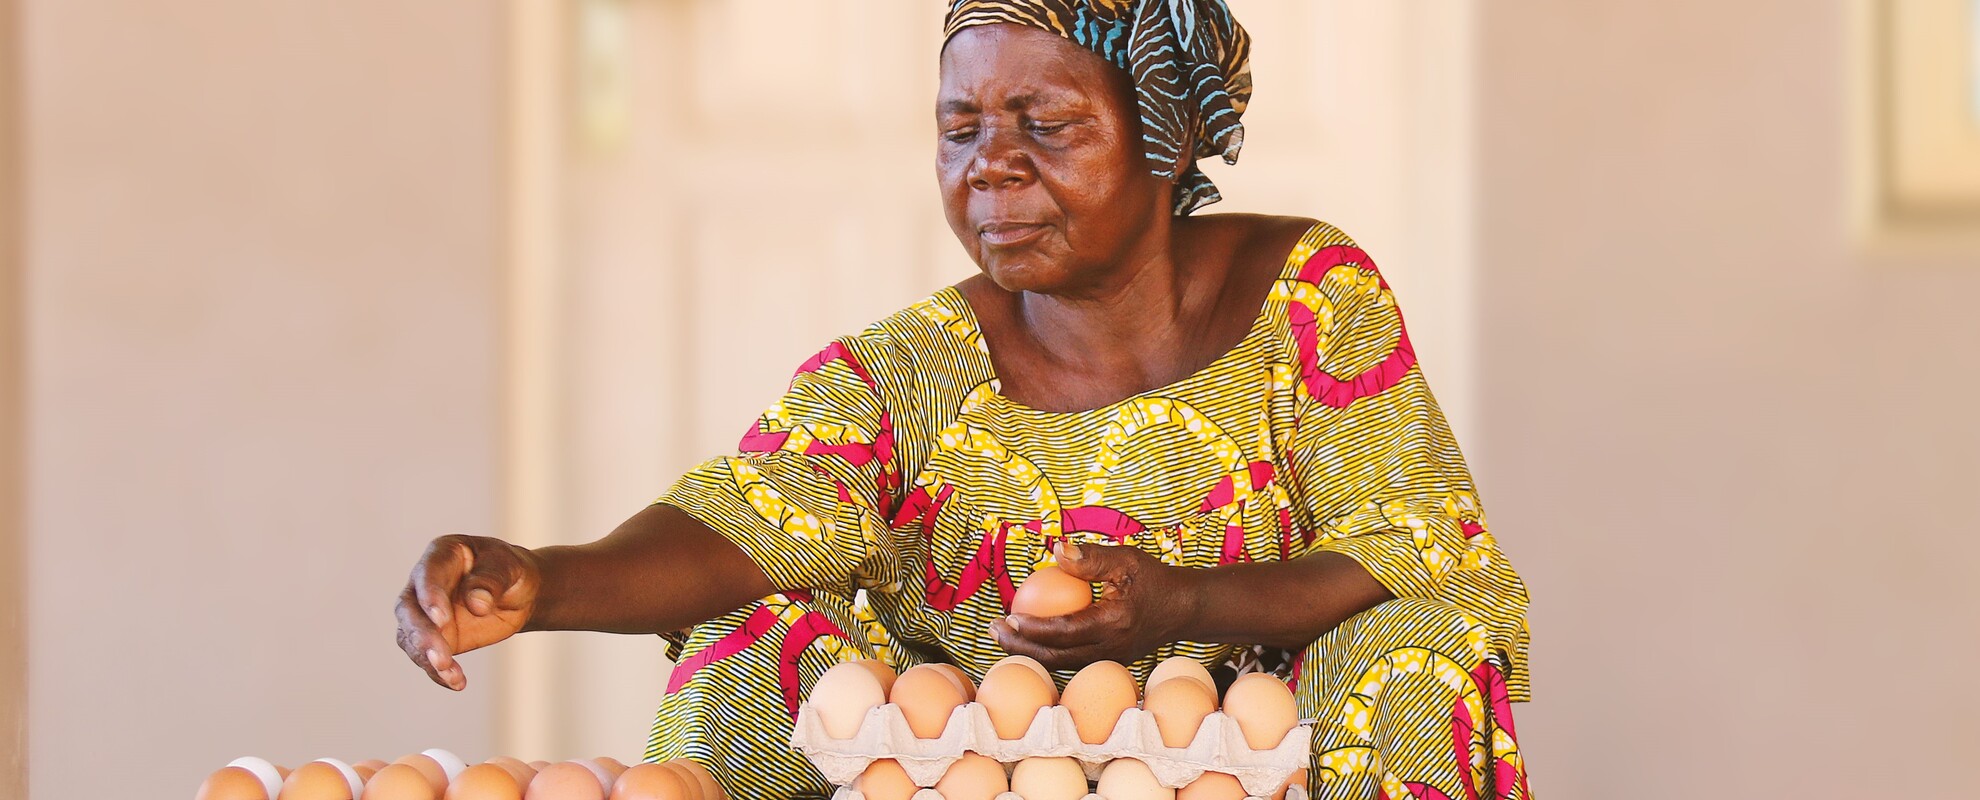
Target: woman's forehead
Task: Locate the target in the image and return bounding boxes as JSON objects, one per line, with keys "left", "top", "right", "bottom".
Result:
{"left": 938, "top": 26, "right": 1123, "bottom": 107}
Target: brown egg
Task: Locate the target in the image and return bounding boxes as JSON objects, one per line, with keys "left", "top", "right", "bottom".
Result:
{"left": 353, "top": 765, "right": 380, "bottom": 783}
{"left": 361, "top": 764, "right": 439, "bottom": 800}
{"left": 281, "top": 760, "right": 364, "bottom": 800}
{"left": 444, "top": 764, "right": 523, "bottom": 800}
{"left": 197, "top": 766, "right": 275, "bottom": 800}
{"left": 391, "top": 756, "right": 450, "bottom": 796}
{"left": 853, "top": 759, "right": 918, "bottom": 800}
{"left": 1147, "top": 657, "right": 1216, "bottom": 695}
{"left": 1096, "top": 759, "right": 1173, "bottom": 800}
{"left": 1222, "top": 673, "right": 1300, "bottom": 750}
{"left": 524, "top": 762, "right": 610, "bottom": 800}
{"left": 528, "top": 763, "right": 551, "bottom": 772}
{"left": 668, "top": 759, "right": 725, "bottom": 800}
{"left": 1176, "top": 771, "right": 1245, "bottom": 800}
{"left": 590, "top": 759, "right": 628, "bottom": 781}
{"left": 991, "top": 655, "right": 1056, "bottom": 698}
{"left": 1008, "top": 757, "right": 1086, "bottom": 800}
{"left": 355, "top": 761, "right": 391, "bottom": 774}
{"left": 934, "top": 753, "right": 1008, "bottom": 800}
{"left": 1011, "top": 565, "right": 1093, "bottom": 617}
{"left": 1145, "top": 677, "right": 1218, "bottom": 748}
{"left": 484, "top": 759, "right": 538, "bottom": 786}
{"left": 977, "top": 662, "right": 1056, "bottom": 739}
{"left": 809, "top": 660, "right": 887, "bottom": 738}
{"left": 925, "top": 663, "right": 977, "bottom": 700}
{"left": 891, "top": 664, "right": 969, "bottom": 738}
{"left": 607, "top": 764, "right": 690, "bottom": 800}
{"left": 851, "top": 659, "right": 899, "bottom": 696}
{"left": 1062, "top": 660, "right": 1138, "bottom": 745}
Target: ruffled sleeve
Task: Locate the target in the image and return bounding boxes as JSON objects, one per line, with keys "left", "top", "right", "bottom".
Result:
{"left": 657, "top": 336, "right": 905, "bottom": 598}
{"left": 1278, "top": 234, "right": 1533, "bottom": 699}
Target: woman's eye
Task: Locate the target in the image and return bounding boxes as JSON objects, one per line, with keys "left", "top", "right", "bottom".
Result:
{"left": 942, "top": 127, "right": 978, "bottom": 143}
{"left": 1029, "top": 122, "right": 1070, "bottom": 135}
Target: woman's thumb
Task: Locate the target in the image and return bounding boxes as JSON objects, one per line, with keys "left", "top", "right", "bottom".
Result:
{"left": 1055, "top": 541, "right": 1130, "bottom": 582}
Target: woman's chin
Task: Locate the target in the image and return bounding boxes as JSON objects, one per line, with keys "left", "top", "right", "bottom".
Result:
{"left": 979, "top": 258, "right": 1075, "bottom": 295}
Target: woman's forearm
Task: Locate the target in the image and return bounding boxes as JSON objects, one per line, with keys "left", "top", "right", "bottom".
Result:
{"left": 523, "top": 502, "right": 776, "bottom": 635}
{"left": 1173, "top": 551, "right": 1393, "bottom": 652}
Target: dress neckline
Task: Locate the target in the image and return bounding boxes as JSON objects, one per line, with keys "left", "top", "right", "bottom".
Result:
{"left": 939, "top": 221, "right": 1321, "bottom": 417}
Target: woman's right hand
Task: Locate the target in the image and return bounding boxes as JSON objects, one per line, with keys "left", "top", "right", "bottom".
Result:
{"left": 394, "top": 534, "right": 542, "bottom": 691}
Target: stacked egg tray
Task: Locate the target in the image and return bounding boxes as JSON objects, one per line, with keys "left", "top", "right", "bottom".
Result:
{"left": 790, "top": 702, "right": 1313, "bottom": 799}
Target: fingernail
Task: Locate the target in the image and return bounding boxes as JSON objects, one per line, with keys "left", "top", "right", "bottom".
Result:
{"left": 467, "top": 589, "right": 494, "bottom": 614}
{"left": 1004, "top": 614, "right": 1021, "bottom": 632}
{"left": 428, "top": 604, "right": 448, "bottom": 624}
{"left": 427, "top": 649, "right": 445, "bottom": 669}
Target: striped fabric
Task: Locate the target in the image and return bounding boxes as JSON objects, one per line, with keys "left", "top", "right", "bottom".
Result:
{"left": 943, "top": 0, "right": 1252, "bottom": 215}
{"left": 650, "top": 222, "right": 1533, "bottom": 799}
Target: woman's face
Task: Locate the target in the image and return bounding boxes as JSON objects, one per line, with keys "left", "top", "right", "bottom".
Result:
{"left": 937, "top": 25, "right": 1173, "bottom": 295}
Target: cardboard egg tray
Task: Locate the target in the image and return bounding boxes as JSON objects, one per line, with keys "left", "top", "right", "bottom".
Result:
{"left": 790, "top": 702, "right": 1313, "bottom": 799}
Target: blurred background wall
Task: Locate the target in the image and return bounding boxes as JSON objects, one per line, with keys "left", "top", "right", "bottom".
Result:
{"left": 15, "top": 2, "right": 505, "bottom": 798}
{"left": 3, "top": 0, "right": 25, "bottom": 796}
{"left": 4, "top": 1, "right": 1978, "bottom": 799}
{"left": 1476, "top": 2, "right": 1980, "bottom": 796}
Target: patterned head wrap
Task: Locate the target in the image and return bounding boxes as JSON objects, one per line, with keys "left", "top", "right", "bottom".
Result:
{"left": 943, "top": 0, "right": 1252, "bottom": 216}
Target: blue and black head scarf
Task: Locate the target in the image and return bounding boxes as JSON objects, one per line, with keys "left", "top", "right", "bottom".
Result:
{"left": 943, "top": 0, "right": 1253, "bottom": 216}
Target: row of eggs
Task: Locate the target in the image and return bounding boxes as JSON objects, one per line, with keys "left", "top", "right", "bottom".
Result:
{"left": 194, "top": 750, "right": 725, "bottom": 800}
{"left": 811, "top": 653, "right": 1302, "bottom": 750}
{"left": 852, "top": 754, "right": 1303, "bottom": 800}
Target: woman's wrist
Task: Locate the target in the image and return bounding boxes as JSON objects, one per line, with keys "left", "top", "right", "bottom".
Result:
{"left": 1157, "top": 560, "right": 1210, "bottom": 646}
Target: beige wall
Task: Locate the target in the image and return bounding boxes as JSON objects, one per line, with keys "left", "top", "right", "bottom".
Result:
{"left": 2, "top": 0, "right": 25, "bottom": 795}
{"left": 1476, "top": 1, "right": 1980, "bottom": 795}
{"left": 22, "top": 2, "right": 504, "bottom": 797}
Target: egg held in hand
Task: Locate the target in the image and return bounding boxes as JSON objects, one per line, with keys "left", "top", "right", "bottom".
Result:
{"left": 1011, "top": 565, "right": 1094, "bottom": 617}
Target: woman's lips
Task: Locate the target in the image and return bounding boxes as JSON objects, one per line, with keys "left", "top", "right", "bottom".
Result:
{"left": 979, "top": 222, "right": 1049, "bottom": 246}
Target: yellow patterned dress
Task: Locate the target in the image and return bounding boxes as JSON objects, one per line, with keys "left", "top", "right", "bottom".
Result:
{"left": 647, "top": 222, "right": 1532, "bottom": 800}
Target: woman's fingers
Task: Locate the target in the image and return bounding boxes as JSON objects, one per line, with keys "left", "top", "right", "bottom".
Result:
{"left": 395, "top": 586, "right": 465, "bottom": 691}
{"left": 991, "top": 617, "right": 1111, "bottom": 670}
{"left": 1004, "top": 604, "right": 1118, "bottom": 649}
{"left": 410, "top": 536, "right": 472, "bottom": 628}
{"left": 1053, "top": 541, "right": 1140, "bottom": 584}
{"left": 456, "top": 545, "right": 528, "bottom": 618}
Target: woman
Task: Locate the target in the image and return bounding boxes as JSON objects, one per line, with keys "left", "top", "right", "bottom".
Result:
{"left": 395, "top": 2, "right": 1531, "bottom": 798}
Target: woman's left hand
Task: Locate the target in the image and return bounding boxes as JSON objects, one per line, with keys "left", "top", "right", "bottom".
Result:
{"left": 991, "top": 542, "right": 1199, "bottom": 670}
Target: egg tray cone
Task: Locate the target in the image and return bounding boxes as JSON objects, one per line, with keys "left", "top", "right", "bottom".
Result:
{"left": 791, "top": 702, "right": 1313, "bottom": 797}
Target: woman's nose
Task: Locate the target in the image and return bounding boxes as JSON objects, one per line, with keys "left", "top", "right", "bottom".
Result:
{"left": 967, "top": 128, "right": 1034, "bottom": 191}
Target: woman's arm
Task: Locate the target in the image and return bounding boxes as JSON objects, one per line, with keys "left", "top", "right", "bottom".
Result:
{"left": 992, "top": 542, "right": 1391, "bottom": 669}
{"left": 394, "top": 503, "right": 773, "bottom": 691}
{"left": 525, "top": 503, "right": 775, "bottom": 634}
